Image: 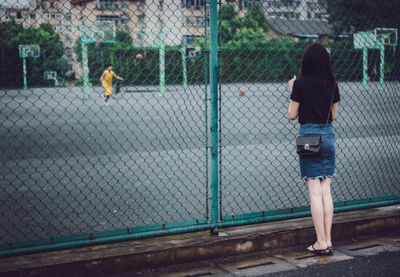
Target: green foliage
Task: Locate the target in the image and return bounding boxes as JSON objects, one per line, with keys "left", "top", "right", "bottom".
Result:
{"left": 0, "top": 21, "right": 66, "bottom": 88}
{"left": 220, "top": 3, "right": 236, "bottom": 21}
{"left": 116, "top": 28, "right": 133, "bottom": 47}
{"left": 242, "top": 4, "right": 269, "bottom": 33}
{"left": 219, "top": 3, "right": 269, "bottom": 47}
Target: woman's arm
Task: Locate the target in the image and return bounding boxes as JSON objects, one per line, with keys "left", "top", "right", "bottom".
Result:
{"left": 100, "top": 71, "right": 105, "bottom": 82}
{"left": 331, "top": 102, "right": 339, "bottom": 120}
{"left": 287, "top": 75, "right": 299, "bottom": 120}
{"left": 288, "top": 100, "right": 300, "bottom": 120}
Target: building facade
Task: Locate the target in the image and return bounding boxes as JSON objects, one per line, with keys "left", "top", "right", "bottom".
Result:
{"left": 264, "top": 0, "right": 327, "bottom": 20}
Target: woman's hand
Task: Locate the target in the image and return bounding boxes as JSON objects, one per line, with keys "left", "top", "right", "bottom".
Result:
{"left": 288, "top": 75, "right": 296, "bottom": 93}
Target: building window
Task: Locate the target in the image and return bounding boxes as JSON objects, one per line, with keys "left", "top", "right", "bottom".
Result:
{"left": 238, "top": 0, "right": 263, "bottom": 9}
{"left": 97, "top": 0, "right": 119, "bottom": 10}
{"left": 96, "top": 15, "right": 119, "bottom": 25}
{"left": 182, "top": 34, "right": 202, "bottom": 45}
{"left": 184, "top": 15, "right": 203, "bottom": 26}
{"left": 181, "top": 0, "right": 204, "bottom": 8}
{"left": 44, "top": 12, "right": 62, "bottom": 19}
{"left": 268, "top": 1, "right": 301, "bottom": 8}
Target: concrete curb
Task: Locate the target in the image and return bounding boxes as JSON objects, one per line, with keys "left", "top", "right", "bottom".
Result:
{"left": 1, "top": 205, "right": 399, "bottom": 277}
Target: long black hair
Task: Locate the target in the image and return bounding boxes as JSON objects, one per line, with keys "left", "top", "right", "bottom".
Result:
{"left": 300, "top": 43, "right": 336, "bottom": 87}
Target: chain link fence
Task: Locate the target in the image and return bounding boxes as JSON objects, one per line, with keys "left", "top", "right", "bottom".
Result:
{"left": 1, "top": 0, "right": 400, "bottom": 256}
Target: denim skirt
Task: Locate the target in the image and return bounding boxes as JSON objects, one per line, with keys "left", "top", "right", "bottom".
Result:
{"left": 298, "top": 123, "right": 336, "bottom": 181}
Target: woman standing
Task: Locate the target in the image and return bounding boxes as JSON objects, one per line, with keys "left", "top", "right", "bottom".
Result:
{"left": 288, "top": 43, "right": 340, "bottom": 255}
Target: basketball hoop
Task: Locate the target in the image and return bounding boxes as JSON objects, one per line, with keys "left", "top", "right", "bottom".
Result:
{"left": 95, "top": 39, "right": 101, "bottom": 47}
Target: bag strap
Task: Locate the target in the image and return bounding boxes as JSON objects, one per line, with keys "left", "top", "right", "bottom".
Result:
{"left": 321, "top": 89, "right": 336, "bottom": 141}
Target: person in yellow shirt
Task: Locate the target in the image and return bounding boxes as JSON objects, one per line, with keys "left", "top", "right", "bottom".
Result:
{"left": 100, "top": 64, "right": 123, "bottom": 105}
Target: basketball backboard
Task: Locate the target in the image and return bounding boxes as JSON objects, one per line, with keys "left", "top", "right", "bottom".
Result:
{"left": 375, "top": 28, "right": 398, "bottom": 47}
{"left": 133, "top": 28, "right": 167, "bottom": 48}
{"left": 80, "top": 21, "right": 116, "bottom": 44}
{"left": 353, "top": 31, "right": 379, "bottom": 49}
{"left": 19, "top": 45, "right": 40, "bottom": 58}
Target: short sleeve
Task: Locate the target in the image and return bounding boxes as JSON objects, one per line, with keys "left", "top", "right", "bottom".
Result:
{"left": 333, "top": 85, "right": 340, "bottom": 103}
{"left": 290, "top": 79, "right": 302, "bottom": 103}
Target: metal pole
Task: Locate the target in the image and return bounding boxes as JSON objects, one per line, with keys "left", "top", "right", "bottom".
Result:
{"left": 1, "top": 48, "right": 4, "bottom": 87}
{"left": 159, "top": 30, "right": 165, "bottom": 96}
{"left": 181, "top": 46, "right": 187, "bottom": 87}
{"left": 23, "top": 57, "right": 27, "bottom": 89}
{"left": 204, "top": 1, "right": 209, "bottom": 222}
{"left": 43, "top": 48, "right": 46, "bottom": 71}
{"left": 209, "top": 0, "right": 219, "bottom": 234}
{"left": 362, "top": 47, "right": 368, "bottom": 90}
{"left": 379, "top": 43, "right": 385, "bottom": 90}
{"left": 82, "top": 42, "right": 89, "bottom": 99}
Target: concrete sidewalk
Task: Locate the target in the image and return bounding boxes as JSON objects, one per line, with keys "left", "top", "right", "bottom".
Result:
{"left": 1, "top": 205, "right": 400, "bottom": 277}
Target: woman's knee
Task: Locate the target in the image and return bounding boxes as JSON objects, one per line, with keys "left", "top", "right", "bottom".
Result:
{"left": 307, "top": 179, "right": 323, "bottom": 198}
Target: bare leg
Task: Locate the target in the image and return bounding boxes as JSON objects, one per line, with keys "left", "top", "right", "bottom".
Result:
{"left": 321, "top": 177, "right": 333, "bottom": 248}
{"left": 307, "top": 179, "right": 328, "bottom": 250}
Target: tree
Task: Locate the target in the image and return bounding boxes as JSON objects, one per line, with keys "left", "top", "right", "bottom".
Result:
{"left": 219, "top": 4, "right": 243, "bottom": 44}
{"left": 219, "top": 3, "right": 269, "bottom": 48}
{"left": 0, "top": 21, "right": 65, "bottom": 87}
{"left": 327, "top": 0, "right": 400, "bottom": 34}
{"left": 242, "top": 4, "right": 269, "bottom": 33}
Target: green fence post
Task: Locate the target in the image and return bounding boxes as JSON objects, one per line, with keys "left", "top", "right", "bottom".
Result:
{"left": 379, "top": 43, "right": 385, "bottom": 90}
{"left": 82, "top": 42, "right": 89, "bottom": 99}
{"left": 181, "top": 46, "right": 187, "bottom": 87}
{"left": 362, "top": 47, "right": 368, "bottom": 90}
{"left": 209, "top": 0, "right": 219, "bottom": 234}
{"left": 2, "top": 48, "right": 5, "bottom": 87}
{"left": 43, "top": 48, "right": 46, "bottom": 71}
{"left": 159, "top": 30, "right": 166, "bottom": 96}
{"left": 22, "top": 57, "right": 27, "bottom": 89}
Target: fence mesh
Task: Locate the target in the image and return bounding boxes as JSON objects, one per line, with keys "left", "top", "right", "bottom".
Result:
{"left": 0, "top": 0, "right": 400, "bottom": 252}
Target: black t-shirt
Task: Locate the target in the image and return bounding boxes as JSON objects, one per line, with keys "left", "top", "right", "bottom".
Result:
{"left": 290, "top": 78, "right": 340, "bottom": 124}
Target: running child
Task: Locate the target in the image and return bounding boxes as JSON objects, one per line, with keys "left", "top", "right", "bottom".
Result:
{"left": 100, "top": 64, "right": 123, "bottom": 105}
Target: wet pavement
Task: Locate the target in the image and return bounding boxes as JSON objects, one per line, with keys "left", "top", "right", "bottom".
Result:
{"left": 115, "top": 232, "right": 400, "bottom": 277}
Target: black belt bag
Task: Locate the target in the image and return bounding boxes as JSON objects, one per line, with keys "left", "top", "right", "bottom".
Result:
{"left": 296, "top": 135, "right": 322, "bottom": 156}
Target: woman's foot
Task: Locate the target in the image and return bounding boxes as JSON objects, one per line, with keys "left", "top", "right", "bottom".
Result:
{"left": 307, "top": 241, "right": 327, "bottom": 251}
{"left": 326, "top": 241, "right": 333, "bottom": 250}
{"left": 307, "top": 243, "right": 332, "bottom": 256}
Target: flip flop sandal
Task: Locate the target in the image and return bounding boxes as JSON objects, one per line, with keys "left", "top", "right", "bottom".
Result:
{"left": 307, "top": 244, "right": 332, "bottom": 256}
